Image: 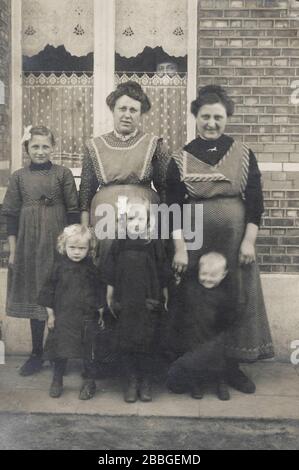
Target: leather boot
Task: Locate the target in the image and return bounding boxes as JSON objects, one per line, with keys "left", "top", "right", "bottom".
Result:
{"left": 124, "top": 374, "right": 138, "bottom": 403}
{"left": 19, "top": 355, "right": 43, "bottom": 377}
{"left": 190, "top": 380, "right": 204, "bottom": 400}
{"left": 139, "top": 376, "right": 152, "bottom": 402}
{"left": 227, "top": 360, "right": 256, "bottom": 394}
{"left": 49, "top": 374, "right": 63, "bottom": 398}
{"left": 79, "top": 379, "right": 96, "bottom": 400}
{"left": 216, "top": 379, "right": 230, "bottom": 401}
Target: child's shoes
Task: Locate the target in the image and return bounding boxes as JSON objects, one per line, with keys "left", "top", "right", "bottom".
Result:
{"left": 167, "top": 364, "right": 190, "bottom": 394}
{"left": 124, "top": 375, "right": 138, "bottom": 403}
{"left": 19, "top": 355, "right": 43, "bottom": 376}
{"left": 79, "top": 379, "right": 96, "bottom": 400}
{"left": 49, "top": 375, "right": 63, "bottom": 398}
{"left": 190, "top": 381, "right": 204, "bottom": 400}
{"left": 216, "top": 380, "right": 230, "bottom": 401}
{"left": 139, "top": 377, "right": 152, "bottom": 402}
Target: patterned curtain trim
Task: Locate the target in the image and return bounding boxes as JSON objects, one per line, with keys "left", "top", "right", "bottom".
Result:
{"left": 115, "top": 73, "right": 187, "bottom": 88}
{"left": 22, "top": 0, "right": 94, "bottom": 57}
{"left": 115, "top": 0, "right": 187, "bottom": 58}
{"left": 23, "top": 73, "right": 94, "bottom": 87}
{"left": 23, "top": 72, "right": 185, "bottom": 89}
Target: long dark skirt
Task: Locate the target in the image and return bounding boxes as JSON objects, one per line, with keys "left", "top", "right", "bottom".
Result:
{"left": 184, "top": 196, "right": 274, "bottom": 362}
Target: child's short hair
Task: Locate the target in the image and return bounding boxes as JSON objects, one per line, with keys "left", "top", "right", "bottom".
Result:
{"left": 126, "top": 196, "right": 150, "bottom": 217}
{"left": 125, "top": 196, "right": 156, "bottom": 236}
{"left": 24, "top": 126, "right": 56, "bottom": 153}
{"left": 199, "top": 252, "right": 227, "bottom": 272}
{"left": 57, "top": 224, "right": 96, "bottom": 256}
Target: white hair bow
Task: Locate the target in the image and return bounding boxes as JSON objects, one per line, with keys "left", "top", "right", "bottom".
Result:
{"left": 21, "top": 125, "right": 33, "bottom": 144}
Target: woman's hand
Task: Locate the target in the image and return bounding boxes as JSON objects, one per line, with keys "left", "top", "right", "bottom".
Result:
{"left": 239, "top": 223, "right": 258, "bottom": 265}
{"left": 172, "top": 231, "right": 188, "bottom": 274}
{"left": 239, "top": 239, "right": 256, "bottom": 265}
{"left": 172, "top": 249, "right": 188, "bottom": 275}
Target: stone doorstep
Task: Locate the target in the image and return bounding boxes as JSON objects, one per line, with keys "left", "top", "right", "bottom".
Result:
{"left": 1, "top": 358, "right": 299, "bottom": 421}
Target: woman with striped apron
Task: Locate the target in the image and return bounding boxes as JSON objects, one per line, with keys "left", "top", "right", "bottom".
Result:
{"left": 166, "top": 85, "right": 274, "bottom": 395}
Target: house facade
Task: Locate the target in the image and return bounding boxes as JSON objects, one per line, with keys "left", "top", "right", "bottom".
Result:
{"left": 0, "top": 0, "right": 299, "bottom": 357}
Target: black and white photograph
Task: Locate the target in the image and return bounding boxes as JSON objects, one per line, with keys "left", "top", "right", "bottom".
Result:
{"left": 0, "top": 0, "right": 299, "bottom": 453}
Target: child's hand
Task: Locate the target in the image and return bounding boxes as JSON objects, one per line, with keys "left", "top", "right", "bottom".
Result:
{"left": 98, "top": 307, "right": 105, "bottom": 329}
{"left": 8, "top": 252, "right": 15, "bottom": 266}
{"left": 106, "top": 285, "right": 117, "bottom": 319}
{"left": 46, "top": 307, "right": 55, "bottom": 330}
{"left": 163, "top": 287, "right": 169, "bottom": 312}
{"left": 47, "top": 316, "right": 55, "bottom": 330}
{"left": 107, "top": 299, "right": 117, "bottom": 319}
{"left": 174, "top": 272, "right": 182, "bottom": 286}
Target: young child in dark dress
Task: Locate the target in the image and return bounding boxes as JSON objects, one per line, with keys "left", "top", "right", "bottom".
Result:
{"left": 2, "top": 126, "right": 79, "bottom": 377}
{"left": 38, "top": 225, "right": 104, "bottom": 400}
{"left": 105, "top": 197, "right": 172, "bottom": 403}
{"left": 167, "top": 252, "right": 236, "bottom": 401}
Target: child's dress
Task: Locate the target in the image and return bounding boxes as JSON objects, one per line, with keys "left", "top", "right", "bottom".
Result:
{"left": 38, "top": 255, "right": 104, "bottom": 360}
{"left": 2, "top": 162, "right": 79, "bottom": 320}
{"left": 104, "top": 238, "right": 172, "bottom": 354}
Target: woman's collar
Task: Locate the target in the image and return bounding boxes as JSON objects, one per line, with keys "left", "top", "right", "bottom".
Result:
{"left": 113, "top": 128, "right": 139, "bottom": 142}
{"left": 196, "top": 134, "right": 227, "bottom": 150}
{"left": 29, "top": 161, "right": 52, "bottom": 171}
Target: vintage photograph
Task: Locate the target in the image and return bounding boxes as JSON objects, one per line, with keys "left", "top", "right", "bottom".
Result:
{"left": 0, "top": 0, "right": 299, "bottom": 451}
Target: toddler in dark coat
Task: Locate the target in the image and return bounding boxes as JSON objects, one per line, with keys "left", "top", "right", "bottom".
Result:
{"left": 167, "top": 252, "right": 237, "bottom": 401}
{"left": 38, "top": 224, "right": 104, "bottom": 400}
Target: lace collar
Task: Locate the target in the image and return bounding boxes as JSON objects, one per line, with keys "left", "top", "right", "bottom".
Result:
{"left": 113, "top": 128, "right": 139, "bottom": 142}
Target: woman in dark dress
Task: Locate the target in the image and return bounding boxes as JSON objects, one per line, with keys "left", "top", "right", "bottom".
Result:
{"left": 79, "top": 81, "right": 175, "bottom": 369}
{"left": 166, "top": 85, "right": 274, "bottom": 394}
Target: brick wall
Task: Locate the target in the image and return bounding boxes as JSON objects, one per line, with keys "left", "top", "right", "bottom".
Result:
{"left": 0, "top": 0, "right": 10, "bottom": 267}
{"left": 197, "top": 0, "right": 299, "bottom": 272}
{"left": 258, "top": 190, "right": 299, "bottom": 272}
{"left": 0, "top": 2, "right": 299, "bottom": 273}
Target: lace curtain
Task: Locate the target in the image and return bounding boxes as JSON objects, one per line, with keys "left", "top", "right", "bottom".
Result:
{"left": 116, "top": 0, "right": 187, "bottom": 58}
{"left": 23, "top": 72, "right": 187, "bottom": 166}
{"left": 21, "top": 0, "right": 188, "bottom": 165}
{"left": 115, "top": 74, "right": 187, "bottom": 152}
{"left": 22, "top": 0, "right": 187, "bottom": 59}
{"left": 22, "top": 0, "right": 94, "bottom": 57}
{"left": 22, "top": 74, "right": 94, "bottom": 167}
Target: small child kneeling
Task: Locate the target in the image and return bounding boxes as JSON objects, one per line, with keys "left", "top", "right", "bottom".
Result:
{"left": 38, "top": 225, "right": 104, "bottom": 400}
{"left": 168, "top": 252, "right": 237, "bottom": 401}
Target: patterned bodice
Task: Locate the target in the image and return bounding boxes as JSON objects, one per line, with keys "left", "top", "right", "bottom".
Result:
{"left": 172, "top": 141, "right": 250, "bottom": 200}
{"left": 86, "top": 132, "right": 159, "bottom": 186}
{"left": 2, "top": 164, "right": 79, "bottom": 217}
